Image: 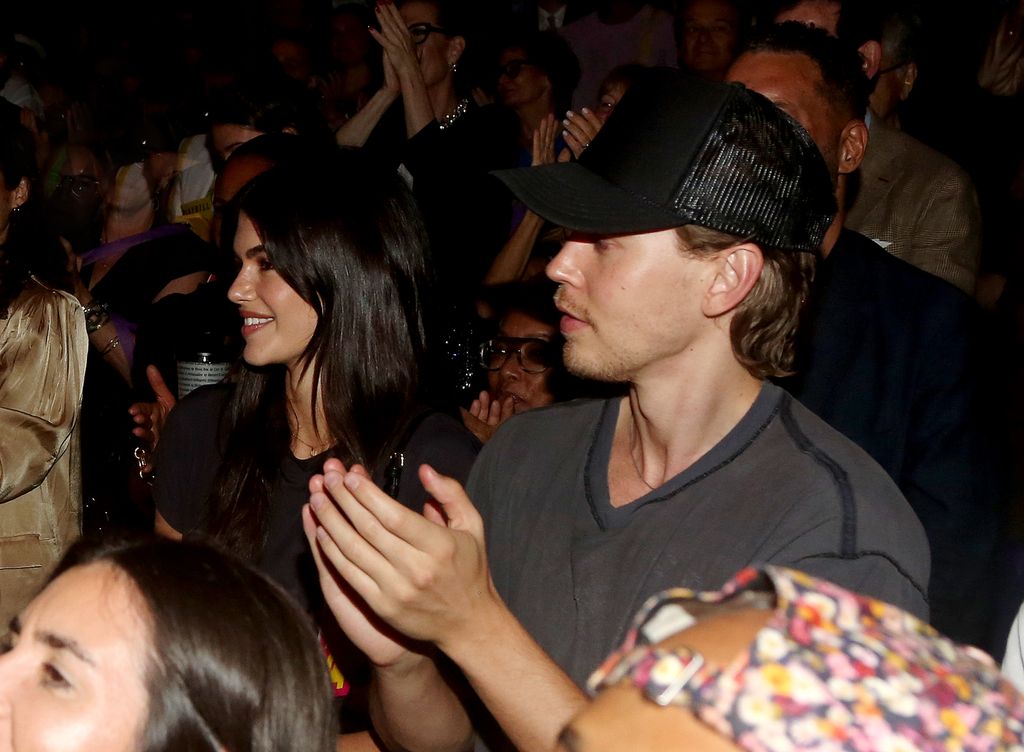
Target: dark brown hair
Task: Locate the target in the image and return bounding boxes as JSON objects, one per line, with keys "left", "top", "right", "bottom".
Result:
{"left": 52, "top": 536, "right": 336, "bottom": 752}
{"left": 206, "top": 150, "right": 430, "bottom": 560}
{"left": 676, "top": 224, "right": 815, "bottom": 379}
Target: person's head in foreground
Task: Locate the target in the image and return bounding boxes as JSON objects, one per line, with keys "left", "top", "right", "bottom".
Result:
{"left": 560, "top": 567, "right": 1024, "bottom": 751}
{"left": 493, "top": 68, "right": 837, "bottom": 384}
{"left": 0, "top": 536, "right": 335, "bottom": 752}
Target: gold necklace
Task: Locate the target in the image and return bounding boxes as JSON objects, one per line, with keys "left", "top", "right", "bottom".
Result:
{"left": 292, "top": 434, "right": 331, "bottom": 459}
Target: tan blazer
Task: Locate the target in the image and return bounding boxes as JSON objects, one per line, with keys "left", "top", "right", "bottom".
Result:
{"left": 0, "top": 279, "right": 87, "bottom": 623}
{"left": 846, "top": 118, "right": 982, "bottom": 296}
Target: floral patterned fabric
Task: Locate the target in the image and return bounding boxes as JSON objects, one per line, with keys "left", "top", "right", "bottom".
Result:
{"left": 589, "top": 567, "right": 1024, "bottom": 751}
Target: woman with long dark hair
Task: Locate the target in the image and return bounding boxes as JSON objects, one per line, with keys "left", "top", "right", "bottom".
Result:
{"left": 0, "top": 536, "right": 336, "bottom": 751}
{"left": 0, "top": 114, "right": 88, "bottom": 624}
{"left": 152, "top": 148, "right": 478, "bottom": 613}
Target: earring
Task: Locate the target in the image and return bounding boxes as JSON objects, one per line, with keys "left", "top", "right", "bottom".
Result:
{"left": 449, "top": 61, "right": 458, "bottom": 73}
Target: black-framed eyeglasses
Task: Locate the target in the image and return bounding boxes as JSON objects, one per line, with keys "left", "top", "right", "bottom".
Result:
{"left": 497, "top": 59, "right": 534, "bottom": 80}
{"left": 480, "top": 337, "right": 555, "bottom": 374}
{"left": 408, "top": 23, "right": 448, "bottom": 45}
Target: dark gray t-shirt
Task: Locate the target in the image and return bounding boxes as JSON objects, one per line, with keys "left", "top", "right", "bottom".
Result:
{"left": 467, "top": 382, "right": 930, "bottom": 687}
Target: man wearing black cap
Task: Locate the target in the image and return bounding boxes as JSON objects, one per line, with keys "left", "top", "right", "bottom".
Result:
{"left": 305, "top": 69, "right": 930, "bottom": 752}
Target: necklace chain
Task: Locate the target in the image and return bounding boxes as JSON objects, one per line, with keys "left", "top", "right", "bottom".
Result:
{"left": 293, "top": 434, "right": 331, "bottom": 459}
{"left": 439, "top": 98, "right": 470, "bottom": 130}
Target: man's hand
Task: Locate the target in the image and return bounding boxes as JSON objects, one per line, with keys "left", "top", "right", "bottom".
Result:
{"left": 306, "top": 459, "right": 498, "bottom": 655}
{"left": 128, "top": 365, "right": 177, "bottom": 472}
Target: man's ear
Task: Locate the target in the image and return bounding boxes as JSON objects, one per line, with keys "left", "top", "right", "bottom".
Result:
{"left": 703, "top": 244, "right": 763, "bottom": 318}
{"left": 858, "top": 40, "right": 882, "bottom": 79}
{"left": 900, "top": 62, "right": 918, "bottom": 101}
{"left": 838, "top": 119, "right": 868, "bottom": 174}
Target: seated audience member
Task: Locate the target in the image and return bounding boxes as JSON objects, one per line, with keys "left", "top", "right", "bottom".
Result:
{"left": 153, "top": 150, "right": 478, "bottom": 613}
{"left": 560, "top": 0, "right": 676, "bottom": 109}
{"left": 70, "top": 154, "right": 211, "bottom": 532}
{"left": 0, "top": 117, "right": 87, "bottom": 624}
{"left": 483, "top": 65, "right": 649, "bottom": 289}
{"left": 728, "top": 23, "right": 998, "bottom": 646}
{"left": 562, "top": 567, "right": 1024, "bottom": 752}
{"left": 870, "top": 1, "right": 923, "bottom": 130}
{"left": 45, "top": 143, "right": 105, "bottom": 254}
{"left": 167, "top": 74, "right": 331, "bottom": 242}
{"left": 774, "top": 0, "right": 982, "bottom": 296}
{"left": 0, "top": 536, "right": 336, "bottom": 751}
{"left": 675, "top": 0, "right": 746, "bottom": 82}
{"left": 337, "top": 0, "right": 515, "bottom": 291}
{"left": 304, "top": 70, "right": 929, "bottom": 752}
{"left": 130, "top": 133, "right": 318, "bottom": 419}
{"left": 462, "top": 282, "right": 566, "bottom": 443}
{"left": 593, "top": 63, "right": 647, "bottom": 122}
{"left": 496, "top": 31, "right": 580, "bottom": 164}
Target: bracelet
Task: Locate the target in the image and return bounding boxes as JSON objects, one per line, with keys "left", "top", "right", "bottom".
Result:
{"left": 99, "top": 335, "right": 121, "bottom": 355}
{"left": 83, "top": 301, "right": 110, "bottom": 334}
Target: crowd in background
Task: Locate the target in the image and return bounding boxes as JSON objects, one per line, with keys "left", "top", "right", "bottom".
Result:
{"left": 4, "top": 0, "right": 1024, "bottom": 748}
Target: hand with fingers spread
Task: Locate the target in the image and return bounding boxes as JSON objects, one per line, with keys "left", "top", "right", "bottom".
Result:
{"left": 459, "top": 391, "right": 514, "bottom": 444}
{"left": 561, "top": 107, "right": 604, "bottom": 161}
{"left": 306, "top": 459, "right": 498, "bottom": 654}
{"left": 531, "top": 113, "right": 560, "bottom": 167}
{"left": 127, "top": 365, "right": 177, "bottom": 473}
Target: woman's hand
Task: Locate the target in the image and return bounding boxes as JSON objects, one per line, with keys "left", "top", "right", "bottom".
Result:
{"left": 560, "top": 107, "right": 604, "bottom": 161}
{"left": 459, "top": 391, "right": 514, "bottom": 444}
{"left": 371, "top": 1, "right": 423, "bottom": 88}
{"left": 305, "top": 463, "right": 423, "bottom": 668}
{"left": 531, "top": 114, "right": 560, "bottom": 167}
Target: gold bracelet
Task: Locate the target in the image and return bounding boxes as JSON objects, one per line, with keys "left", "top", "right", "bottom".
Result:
{"left": 100, "top": 335, "right": 121, "bottom": 355}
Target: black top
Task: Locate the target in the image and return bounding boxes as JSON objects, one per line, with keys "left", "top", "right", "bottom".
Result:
{"left": 781, "top": 228, "right": 998, "bottom": 644}
{"left": 154, "top": 384, "right": 480, "bottom": 612}
{"left": 365, "top": 103, "right": 519, "bottom": 292}
{"left": 83, "top": 228, "right": 212, "bottom": 326}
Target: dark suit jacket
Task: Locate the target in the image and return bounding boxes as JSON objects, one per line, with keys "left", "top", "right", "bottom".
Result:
{"left": 847, "top": 118, "right": 982, "bottom": 297}
{"left": 781, "top": 229, "right": 999, "bottom": 644}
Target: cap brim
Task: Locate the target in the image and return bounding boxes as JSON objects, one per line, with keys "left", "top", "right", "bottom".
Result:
{"left": 493, "top": 162, "right": 692, "bottom": 235}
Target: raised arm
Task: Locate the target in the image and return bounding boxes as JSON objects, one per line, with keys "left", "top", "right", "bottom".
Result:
{"left": 306, "top": 461, "right": 586, "bottom": 751}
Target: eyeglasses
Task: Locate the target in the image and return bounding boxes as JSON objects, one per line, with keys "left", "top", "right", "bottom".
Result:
{"left": 480, "top": 337, "right": 555, "bottom": 374}
{"left": 56, "top": 174, "right": 100, "bottom": 200}
{"left": 408, "top": 23, "right": 448, "bottom": 45}
{"left": 497, "top": 59, "right": 534, "bottom": 80}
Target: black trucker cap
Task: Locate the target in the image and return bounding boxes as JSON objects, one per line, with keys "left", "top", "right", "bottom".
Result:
{"left": 492, "top": 68, "right": 836, "bottom": 253}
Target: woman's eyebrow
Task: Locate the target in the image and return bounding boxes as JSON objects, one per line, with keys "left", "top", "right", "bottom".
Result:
{"left": 244, "top": 244, "right": 267, "bottom": 259}
{"left": 8, "top": 616, "right": 95, "bottom": 665}
{"left": 35, "top": 630, "right": 95, "bottom": 666}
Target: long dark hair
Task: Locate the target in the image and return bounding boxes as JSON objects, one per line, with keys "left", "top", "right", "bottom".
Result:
{"left": 206, "top": 151, "right": 432, "bottom": 560}
{"left": 0, "top": 114, "right": 70, "bottom": 317}
{"left": 51, "top": 536, "right": 336, "bottom": 752}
